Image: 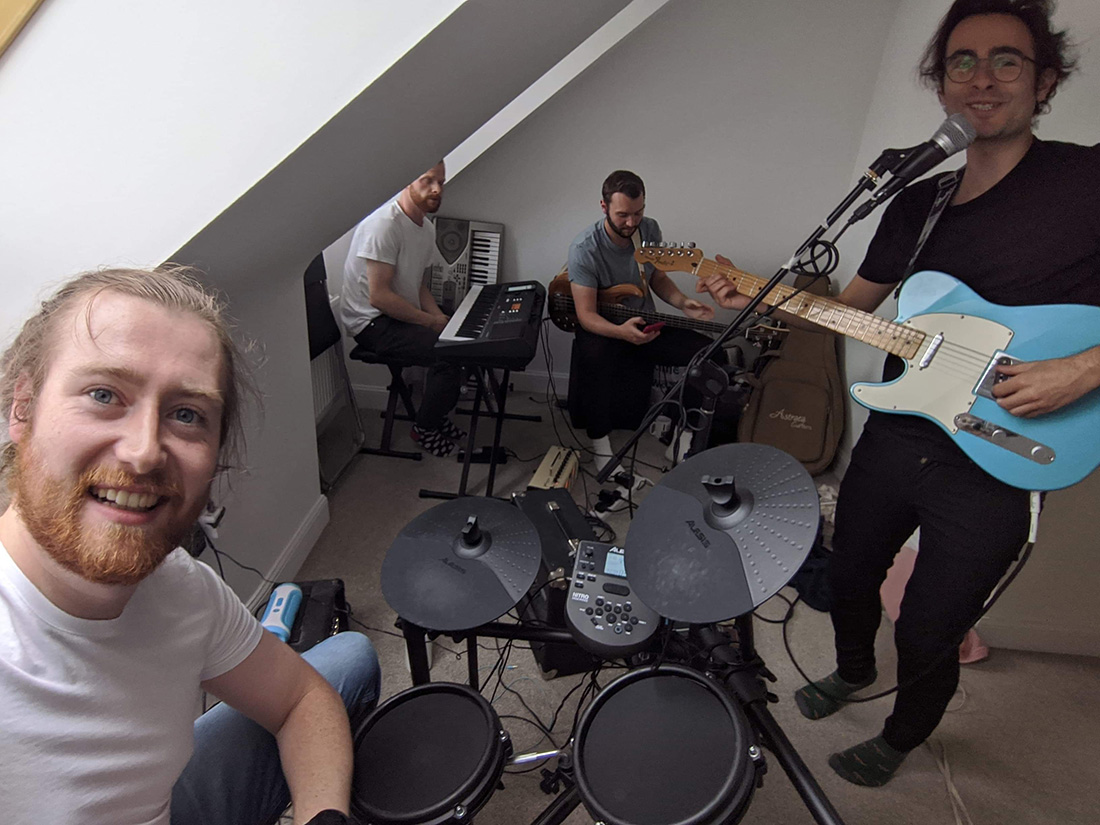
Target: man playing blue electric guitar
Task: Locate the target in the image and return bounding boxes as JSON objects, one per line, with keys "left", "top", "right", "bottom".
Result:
{"left": 700, "top": 0, "right": 1099, "bottom": 787}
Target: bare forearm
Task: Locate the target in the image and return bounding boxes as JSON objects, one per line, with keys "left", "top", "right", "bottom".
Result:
{"left": 1069, "top": 346, "right": 1100, "bottom": 394}
{"left": 650, "top": 271, "right": 686, "bottom": 309}
{"left": 420, "top": 284, "right": 445, "bottom": 317}
{"left": 277, "top": 682, "right": 354, "bottom": 824}
{"left": 370, "top": 288, "right": 438, "bottom": 327}
{"left": 577, "top": 308, "right": 627, "bottom": 339}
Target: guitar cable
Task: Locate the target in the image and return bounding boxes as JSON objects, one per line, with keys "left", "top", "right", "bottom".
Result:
{"left": 774, "top": 490, "right": 1042, "bottom": 705}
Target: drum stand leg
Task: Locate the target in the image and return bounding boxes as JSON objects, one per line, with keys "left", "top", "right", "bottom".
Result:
{"left": 399, "top": 619, "right": 432, "bottom": 686}
{"left": 723, "top": 615, "right": 847, "bottom": 825}
{"left": 529, "top": 784, "right": 581, "bottom": 825}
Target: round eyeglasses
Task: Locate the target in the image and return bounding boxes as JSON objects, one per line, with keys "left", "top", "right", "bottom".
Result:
{"left": 945, "top": 52, "right": 1036, "bottom": 84}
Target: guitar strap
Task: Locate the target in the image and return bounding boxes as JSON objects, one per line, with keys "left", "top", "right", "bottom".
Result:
{"left": 893, "top": 169, "right": 961, "bottom": 299}
{"left": 632, "top": 229, "right": 650, "bottom": 298}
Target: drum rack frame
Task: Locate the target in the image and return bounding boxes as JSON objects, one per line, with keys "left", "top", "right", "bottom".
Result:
{"left": 399, "top": 614, "right": 848, "bottom": 825}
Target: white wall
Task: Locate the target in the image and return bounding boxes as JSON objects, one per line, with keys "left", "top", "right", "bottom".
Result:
{"left": 0, "top": 0, "right": 465, "bottom": 334}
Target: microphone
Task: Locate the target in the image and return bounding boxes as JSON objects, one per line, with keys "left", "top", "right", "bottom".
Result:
{"left": 850, "top": 114, "right": 977, "bottom": 223}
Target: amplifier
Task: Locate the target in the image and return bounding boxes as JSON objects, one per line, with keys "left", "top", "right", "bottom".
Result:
{"left": 512, "top": 489, "right": 600, "bottom": 678}
{"left": 527, "top": 446, "right": 580, "bottom": 490}
{"left": 287, "top": 579, "right": 350, "bottom": 654}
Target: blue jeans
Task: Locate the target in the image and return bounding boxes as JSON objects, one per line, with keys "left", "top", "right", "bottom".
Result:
{"left": 171, "top": 632, "right": 381, "bottom": 825}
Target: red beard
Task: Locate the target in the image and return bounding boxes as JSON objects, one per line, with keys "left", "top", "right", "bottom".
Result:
{"left": 11, "top": 441, "right": 189, "bottom": 586}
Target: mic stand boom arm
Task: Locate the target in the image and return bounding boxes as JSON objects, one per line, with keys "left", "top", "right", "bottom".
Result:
{"left": 595, "top": 171, "right": 878, "bottom": 485}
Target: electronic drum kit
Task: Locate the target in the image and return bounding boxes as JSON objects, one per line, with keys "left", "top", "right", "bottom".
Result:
{"left": 353, "top": 444, "right": 845, "bottom": 825}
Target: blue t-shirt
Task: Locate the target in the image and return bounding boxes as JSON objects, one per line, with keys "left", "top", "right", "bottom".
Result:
{"left": 567, "top": 217, "right": 662, "bottom": 312}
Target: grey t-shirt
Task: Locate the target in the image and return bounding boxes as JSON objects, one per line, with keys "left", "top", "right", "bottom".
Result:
{"left": 567, "top": 217, "right": 662, "bottom": 312}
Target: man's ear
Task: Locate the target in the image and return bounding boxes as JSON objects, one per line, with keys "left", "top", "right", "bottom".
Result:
{"left": 1036, "top": 67, "right": 1056, "bottom": 104}
{"left": 8, "top": 374, "right": 33, "bottom": 444}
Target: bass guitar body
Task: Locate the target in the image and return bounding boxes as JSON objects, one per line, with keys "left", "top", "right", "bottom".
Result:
{"left": 851, "top": 270, "right": 1100, "bottom": 491}
{"left": 547, "top": 271, "right": 645, "bottom": 332}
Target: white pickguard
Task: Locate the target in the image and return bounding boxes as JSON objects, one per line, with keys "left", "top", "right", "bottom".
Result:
{"left": 852, "top": 313, "right": 1013, "bottom": 432}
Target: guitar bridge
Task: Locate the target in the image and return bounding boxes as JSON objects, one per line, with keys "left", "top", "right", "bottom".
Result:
{"left": 974, "top": 351, "right": 1019, "bottom": 399}
{"left": 954, "top": 413, "right": 1055, "bottom": 465}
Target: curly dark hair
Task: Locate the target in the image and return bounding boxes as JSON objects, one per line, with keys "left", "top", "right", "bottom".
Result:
{"left": 601, "top": 170, "right": 646, "bottom": 204}
{"left": 919, "top": 0, "right": 1077, "bottom": 115}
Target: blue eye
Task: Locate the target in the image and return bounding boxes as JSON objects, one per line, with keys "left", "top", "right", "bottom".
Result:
{"left": 90, "top": 388, "right": 114, "bottom": 404}
{"left": 173, "top": 408, "right": 200, "bottom": 425}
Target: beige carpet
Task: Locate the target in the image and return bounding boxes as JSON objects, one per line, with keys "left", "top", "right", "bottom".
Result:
{"left": 296, "top": 391, "right": 1100, "bottom": 825}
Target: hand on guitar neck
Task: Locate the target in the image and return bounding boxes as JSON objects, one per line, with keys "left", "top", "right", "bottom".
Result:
{"left": 695, "top": 254, "right": 823, "bottom": 332}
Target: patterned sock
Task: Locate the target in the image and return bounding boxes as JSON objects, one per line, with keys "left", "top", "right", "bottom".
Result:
{"left": 793, "top": 669, "right": 877, "bottom": 720}
{"left": 410, "top": 425, "right": 456, "bottom": 457}
{"left": 437, "top": 416, "right": 467, "bottom": 442}
{"left": 828, "top": 735, "right": 909, "bottom": 787}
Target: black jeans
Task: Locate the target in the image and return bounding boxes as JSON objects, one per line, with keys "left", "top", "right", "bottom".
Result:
{"left": 568, "top": 326, "right": 727, "bottom": 439}
{"left": 354, "top": 316, "right": 463, "bottom": 430}
{"left": 829, "top": 426, "right": 1030, "bottom": 751}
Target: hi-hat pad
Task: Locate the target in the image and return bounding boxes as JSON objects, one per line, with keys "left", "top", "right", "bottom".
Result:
{"left": 382, "top": 497, "right": 541, "bottom": 631}
{"left": 625, "top": 444, "right": 819, "bottom": 623}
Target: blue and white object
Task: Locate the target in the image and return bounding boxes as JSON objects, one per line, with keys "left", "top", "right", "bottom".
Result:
{"left": 260, "top": 583, "right": 303, "bottom": 642}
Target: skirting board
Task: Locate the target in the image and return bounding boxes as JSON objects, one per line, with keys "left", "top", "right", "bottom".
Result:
{"left": 352, "top": 369, "right": 569, "bottom": 411}
{"left": 977, "top": 618, "right": 1100, "bottom": 658}
{"left": 244, "top": 493, "right": 331, "bottom": 613}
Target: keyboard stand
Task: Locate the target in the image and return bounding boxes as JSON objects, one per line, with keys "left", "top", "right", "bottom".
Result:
{"left": 455, "top": 370, "right": 542, "bottom": 424}
{"left": 419, "top": 366, "right": 513, "bottom": 500}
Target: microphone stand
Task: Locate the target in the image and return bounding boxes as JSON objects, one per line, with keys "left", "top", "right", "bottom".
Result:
{"left": 595, "top": 160, "right": 896, "bottom": 485}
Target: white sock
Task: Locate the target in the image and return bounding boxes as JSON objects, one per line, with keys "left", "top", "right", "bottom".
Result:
{"left": 590, "top": 435, "right": 612, "bottom": 473}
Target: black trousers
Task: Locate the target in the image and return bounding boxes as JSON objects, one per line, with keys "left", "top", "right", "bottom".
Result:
{"left": 829, "top": 426, "right": 1030, "bottom": 751}
{"left": 568, "top": 326, "right": 727, "bottom": 440}
{"left": 354, "top": 316, "right": 462, "bottom": 431}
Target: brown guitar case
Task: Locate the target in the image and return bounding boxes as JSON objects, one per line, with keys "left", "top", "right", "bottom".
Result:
{"left": 736, "top": 274, "right": 844, "bottom": 475}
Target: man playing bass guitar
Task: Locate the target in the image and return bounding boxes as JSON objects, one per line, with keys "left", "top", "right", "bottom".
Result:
{"left": 567, "top": 169, "right": 725, "bottom": 469}
{"left": 700, "top": 0, "right": 1100, "bottom": 788}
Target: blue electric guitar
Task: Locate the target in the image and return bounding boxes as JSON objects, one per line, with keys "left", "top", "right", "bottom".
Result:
{"left": 636, "top": 247, "right": 1100, "bottom": 491}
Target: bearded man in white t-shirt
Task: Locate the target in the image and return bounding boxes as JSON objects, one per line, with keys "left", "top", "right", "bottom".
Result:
{"left": 0, "top": 267, "right": 379, "bottom": 825}
{"left": 340, "top": 161, "right": 466, "bottom": 457}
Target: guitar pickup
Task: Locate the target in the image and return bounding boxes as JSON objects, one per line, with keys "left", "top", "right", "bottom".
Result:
{"left": 954, "top": 413, "right": 1055, "bottom": 465}
{"left": 974, "top": 351, "right": 1019, "bottom": 400}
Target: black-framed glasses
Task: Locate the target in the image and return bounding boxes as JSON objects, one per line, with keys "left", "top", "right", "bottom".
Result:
{"left": 945, "top": 51, "right": 1036, "bottom": 83}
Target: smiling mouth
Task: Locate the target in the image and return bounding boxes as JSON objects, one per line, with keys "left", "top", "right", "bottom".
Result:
{"left": 90, "top": 487, "right": 164, "bottom": 512}
{"left": 968, "top": 102, "right": 1000, "bottom": 111}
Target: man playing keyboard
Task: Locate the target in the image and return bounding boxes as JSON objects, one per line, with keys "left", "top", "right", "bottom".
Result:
{"left": 340, "top": 162, "right": 465, "bottom": 457}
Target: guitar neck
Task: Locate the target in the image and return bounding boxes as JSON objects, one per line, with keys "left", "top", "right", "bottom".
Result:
{"left": 697, "top": 259, "right": 925, "bottom": 358}
{"left": 552, "top": 294, "right": 728, "bottom": 335}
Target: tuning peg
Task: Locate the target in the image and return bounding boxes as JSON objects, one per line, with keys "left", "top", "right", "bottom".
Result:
{"left": 688, "top": 242, "right": 697, "bottom": 248}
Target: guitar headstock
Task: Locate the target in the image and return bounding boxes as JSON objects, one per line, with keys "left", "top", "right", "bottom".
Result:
{"left": 634, "top": 243, "right": 704, "bottom": 274}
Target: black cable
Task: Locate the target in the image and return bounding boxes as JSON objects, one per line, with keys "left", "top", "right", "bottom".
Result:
{"left": 777, "top": 539, "right": 1036, "bottom": 705}
{"left": 207, "top": 539, "right": 278, "bottom": 585}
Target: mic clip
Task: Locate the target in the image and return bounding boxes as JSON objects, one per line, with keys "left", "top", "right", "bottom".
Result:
{"left": 866, "top": 143, "right": 925, "bottom": 179}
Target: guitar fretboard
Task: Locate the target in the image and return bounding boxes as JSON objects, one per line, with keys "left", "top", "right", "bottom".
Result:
{"left": 549, "top": 294, "right": 728, "bottom": 335}
{"left": 697, "top": 259, "right": 925, "bottom": 358}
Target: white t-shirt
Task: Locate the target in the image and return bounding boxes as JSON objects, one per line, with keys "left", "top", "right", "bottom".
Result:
{"left": 0, "top": 543, "right": 263, "bottom": 824}
{"left": 340, "top": 198, "right": 437, "bottom": 336}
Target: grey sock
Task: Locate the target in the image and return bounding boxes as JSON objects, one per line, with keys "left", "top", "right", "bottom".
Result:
{"left": 793, "top": 669, "right": 876, "bottom": 720}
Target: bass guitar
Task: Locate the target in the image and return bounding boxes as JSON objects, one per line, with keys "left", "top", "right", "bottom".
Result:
{"left": 635, "top": 246, "right": 1100, "bottom": 491}
{"left": 545, "top": 271, "right": 787, "bottom": 343}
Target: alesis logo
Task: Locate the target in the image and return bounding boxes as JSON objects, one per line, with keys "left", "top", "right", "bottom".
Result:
{"left": 686, "top": 520, "right": 710, "bottom": 548}
{"left": 440, "top": 557, "right": 466, "bottom": 574}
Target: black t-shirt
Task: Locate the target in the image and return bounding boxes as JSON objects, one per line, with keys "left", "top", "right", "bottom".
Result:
{"left": 857, "top": 139, "right": 1100, "bottom": 461}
